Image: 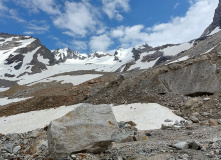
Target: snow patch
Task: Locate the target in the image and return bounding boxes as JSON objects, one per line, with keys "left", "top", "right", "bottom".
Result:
{"left": 37, "top": 54, "right": 49, "bottom": 65}
{"left": 168, "top": 56, "right": 189, "bottom": 64}
{"left": 112, "top": 103, "right": 184, "bottom": 130}
{"left": 0, "top": 97, "right": 31, "bottom": 106}
{"left": 209, "top": 27, "right": 221, "bottom": 36}
{"left": 0, "top": 105, "right": 81, "bottom": 134}
{"left": 160, "top": 43, "right": 193, "bottom": 56}
{"left": 202, "top": 45, "right": 217, "bottom": 55}
{"left": 0, "top": 103, "right": 184, "bottom": 134}
{"left": 28, "top": 74, "right": 102, "bottom": 86}
{"left": 0, "top": 87, "right": 9, "bottom": 92}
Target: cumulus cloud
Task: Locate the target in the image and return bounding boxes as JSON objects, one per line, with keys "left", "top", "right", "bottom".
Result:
{"left": 109, "top": 0, "right": 218, "bottom": 48}
{"left": 89, "top": 34, "right": 113, "bottom": 51}
{"left": 110, "top": 25, "right": 149, "bottom": 48}
{"left": 102, "top": 0, "right": 130, "bottom": 21}
{"left": 54, "top": 0, "right": 102, "bottom": 37}
{"left": 13, "top": 0, "right": 60, "bottom": 15}
{"left": 145, "top": 0, "right": 218, "bottom": 46}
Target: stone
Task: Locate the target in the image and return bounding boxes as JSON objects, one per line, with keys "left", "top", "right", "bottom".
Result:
{"left": 114, "top": 132, "right": 134, "bottom": 143}
{"left": 209, "top": 119, "right": 219, "bottom": 126}
{"left": 125, "top": 121, "right": 136, "bottom": 127}
{"left": 13, "top": 146, "right": 21, "bottom": 154}
{"left": 47, "top": 104, "right": 119, "bottom": 160}
{"left": 173, "top": 142, "right": 189, "bottom": 150}
{"left": 164, "top": 119, "right": 173, "bottom": 122}
{"left": 190, "top": 116, "right": 199, "bottom": 123}
{"left": 161, "top": 124, "right": 174, "bottom": 130}
{"left": 4, "top": 143, "right": 13, "bottom": 153}
{"left": 114, "top": 156, "right": 123, "bottom": 160}
{"left": 203, "top": 97, "right": 210, "bottom": 101}
{"left": 217, "top": 111, "right": 221, "bottom": 118}
{"left": 202, "top": 112, "right": 214, "bottom": 118}
{"left": 118, "top": 121, "right": 126, "bottom": 128}
{"left": 188, "top": 141, "right": 202, "bottom": 150}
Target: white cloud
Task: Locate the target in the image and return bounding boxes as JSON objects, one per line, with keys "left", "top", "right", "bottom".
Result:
{"left": 23, "top": 31, "right": 35, "bottom": 35}
{"left": 109, "top": 0, "right": 219, "bottom": 48}
{"left": 56, "top": 41, "right": 69, "bottom": 49}
{"left": 25, "top": 20, "right": 49, "bottom": 34}
{"left": 72, "top": 40, "right": 88, "bottom": 51}
{"left": 89, "top": 34, "right": 113, "bottom": 51}
{"left": 54, "top": 0, "right": 101, "bottom": 37}
{"left": 145, "top": 0, "right": 218, "bottom": 46}
{"left": 110, "top": 25, "right": 149, "bottom": 48}
{"left": 0, "top": 1, "right": 26, "bottom": 23}
{"left": 0, "top": 0, "right": 7, "bottom": 12}
{"left": 111, "top": 26, "right": 124, "bottom": 38}
{"left": 13, "top": 0, "right": 60, "bottom": 15}
{"left": 174, "top": 3, "right": 180, "bottom": 9}
{"left": 102, "top": 0, "right": 130, "bottom": 21}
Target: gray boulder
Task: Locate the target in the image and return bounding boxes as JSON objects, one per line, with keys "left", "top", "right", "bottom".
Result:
{"left": 47, "top": 104, "right": 119, "bottom": 160}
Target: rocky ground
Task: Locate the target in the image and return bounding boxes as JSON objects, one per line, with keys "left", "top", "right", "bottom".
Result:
{"left": 0, "top": 122, "right": 221, "bottom": 160}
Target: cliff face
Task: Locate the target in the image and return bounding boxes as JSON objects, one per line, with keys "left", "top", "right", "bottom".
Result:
{"left": 201, "top": 0, "right": 221, "bottom": 37}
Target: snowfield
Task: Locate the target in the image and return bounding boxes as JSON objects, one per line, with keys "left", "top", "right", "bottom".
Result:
{"left": 0, "top": 103, "right": 184, "bottom": 134}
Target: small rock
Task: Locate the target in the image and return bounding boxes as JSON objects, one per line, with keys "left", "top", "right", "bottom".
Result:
{"left": 4, "top": 143, "right": 13, "bottom": 153}
{"left": 174, "top": 120, "right": 180, "bottom": 126}
{"left": 13, "top": 146, "right": 21, "bottom": 154}
{"left": 190, "top": 116, "right": 199, "bottom": 123}
{"left": 161, "top": 124, "right": 174, "bottom": 130}
{"left": 189, "top": 141, "right": 201, "bottom": 150}
{"left": 118, "top": 121, "right": 126, "bottom": 128}
{"left": 114, "top": 156, "right": 123, "bottom": 160}
{"left": 164, "top": 119, "right": 173, "bottom": 122}
{"left": 124, "top": 123, "right": 131, "bottom": 128}
{"left": 209, "top": 119, "right": 219, "bottom": 126}
{"left": 217, "top": 119, "right": 221, "bottom": 124}
{"left": 215, "top": 149, "right": 220, "bottom": 155}
{"left": 115, "top": 132, "right": 134, "bottom": 143}
{"left": 180, "top": 154, "right": 189, "bottom": 159}
{"left": 145, "top": 133, "right": 152, "bottom": 136}
{"left": 125, "top": 121, "right": 136, "bottom": 127}
{"left": 217, "top": 111, "right": 221, "bottom": 118}
{"left": 203, "top": 97, "right": 210, "bottom": 101}
{"left": 173, "top": 142, "right": 189, "bottom": 150}
{"left": 202, "top": 112, "right": 214, "bottom": 118}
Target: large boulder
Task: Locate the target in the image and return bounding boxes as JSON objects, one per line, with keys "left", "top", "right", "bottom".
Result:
{"left": 47, "top": 104, "right": 119, "bottom": 160}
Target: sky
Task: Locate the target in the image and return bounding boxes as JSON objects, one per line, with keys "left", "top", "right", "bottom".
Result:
{"left": 0, "top": 0, "right": 219, "bottom": 54}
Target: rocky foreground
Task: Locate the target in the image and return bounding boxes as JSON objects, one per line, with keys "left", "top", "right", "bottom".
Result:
{"left": 0, "top": 121, "right": 221, "bottom": 160}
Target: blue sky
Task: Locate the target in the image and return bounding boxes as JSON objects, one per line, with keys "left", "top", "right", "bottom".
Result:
{"left": 0, "top": 0, "right": 218, "bottom": 54}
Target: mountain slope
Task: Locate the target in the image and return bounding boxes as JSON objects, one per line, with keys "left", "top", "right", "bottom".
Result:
{"left": 201, "top": 0, "right": 221, "bottom": 37}
{"left": 0, "top": 33, "right": 54, "bottom": 79}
